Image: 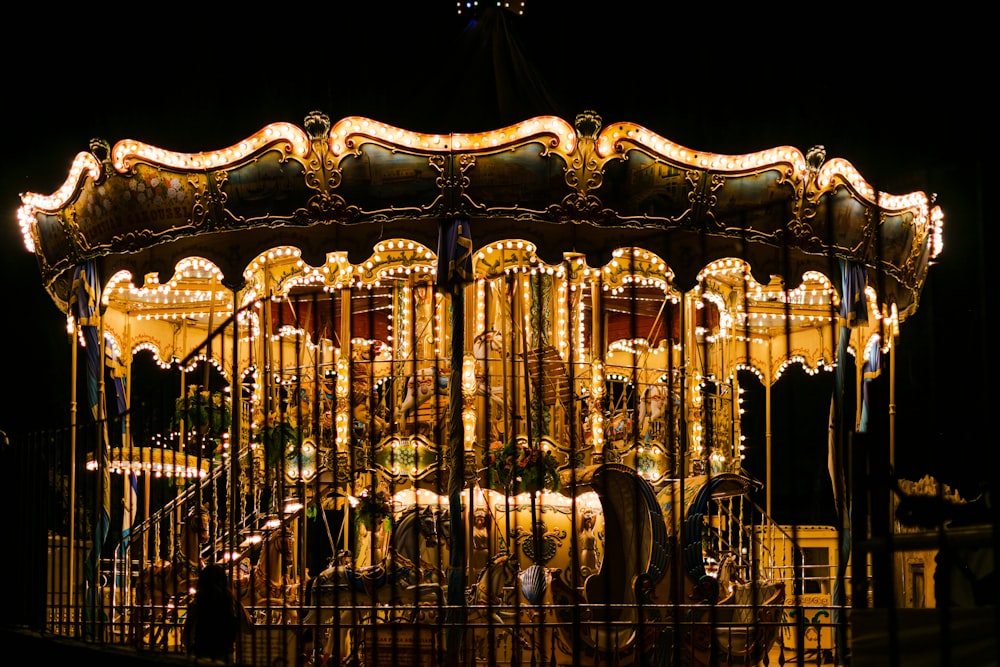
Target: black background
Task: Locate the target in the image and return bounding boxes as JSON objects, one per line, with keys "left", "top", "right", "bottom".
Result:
{"left": 0, "top": 4, "right": 988, "bottom": 521}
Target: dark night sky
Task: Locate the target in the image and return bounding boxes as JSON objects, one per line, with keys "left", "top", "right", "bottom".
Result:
{"left": 0, "top": 5, "right": 988, "bottom": 510}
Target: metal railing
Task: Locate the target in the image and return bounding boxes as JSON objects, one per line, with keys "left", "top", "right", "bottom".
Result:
{"left": 9, "top": 392, "right": 997, "bottom": 665}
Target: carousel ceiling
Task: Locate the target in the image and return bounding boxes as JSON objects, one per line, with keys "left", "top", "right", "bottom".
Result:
{"left": 18, "top": 110, "right": 942, "bottom": 320}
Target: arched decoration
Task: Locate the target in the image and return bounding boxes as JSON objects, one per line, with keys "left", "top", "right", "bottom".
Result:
{"left": 21, "top": 113, "right": 941, "bottom": 324}
{"left": 131, "top": 341, "right": 178, "bottom": 371}
{"left": 100, "top": 258, "right": 238, "bottom": 375}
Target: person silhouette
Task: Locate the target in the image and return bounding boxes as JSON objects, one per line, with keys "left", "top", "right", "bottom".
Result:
{"left": 184, "top": 563, "right": 251, "bottom": 663}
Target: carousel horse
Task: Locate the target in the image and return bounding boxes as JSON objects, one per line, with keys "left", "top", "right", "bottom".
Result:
{"left": 466, "top": 551, "right": 525, "bottom": 664}
{"left": 637, "top": 385, "right": 674, "bottom": 438}
{"left": 239, "top": 526, "right": 299, "bottom": 623}
{"left": 393, "top": 366, "right": 449, "bottom": 422}
{"left": 301, "top": 506, "right": 449, "bottom": 664}
{"left": 608, "top": 409, "right": 634, "bottom": 442}
{"left": 467, "top": 550, "right": 521, "bottom": 620}
{"left": 393, "top": 503, "right": 450, "bottom": 566}
{"left": 680, "top": 475, "right": 786, "bottom": 666}
{"left": 637, "top": 386, "right": 662, "bottom": 435}
{"left": 132, "top": 504, "right": 211, "bottom": 643}
{"left": 715, "top": 552, "right": 742, "bottom": 593}
{"left": 473, "top": 329, "right": 505, "bottom": 407}
{"left": 684, "top": 578, "right": 786, "bottom": 666}
{"left": 394, "top": 329, "right": 504, "bottom": 423}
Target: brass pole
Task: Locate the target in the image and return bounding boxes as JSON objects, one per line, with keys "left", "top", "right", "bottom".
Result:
{"left": 68, "top": 321, "right": 78, "bottom": 624}
{"left": 889, "top": 331, "right": 896, "bottom": 474}
{"left": 339, "top": 283, "right": 350, "bottom": 554}
{"left": 590, "top": 275, "right": 602, "bottom": 460}
{"left": 766, "top": 336, "right": 773, "bottom": 518}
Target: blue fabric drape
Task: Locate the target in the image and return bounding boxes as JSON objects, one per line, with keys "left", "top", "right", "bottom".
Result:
{"left": 106, "top": 342, "right": 136, "bottom": 552}
{"left": 839, "top": 260, "right": 869, "bottom": 330}
{"left": 435, "top": 217, "right": 473, "bottom": 289}
{"left": 830, "top": 259, "right": 869, "bottom": 658}
{"left": 437, "top": 217, "right": 473, "bottom": 664}
{"left": 859, "top": 336, "right": 882, "bottom": 434}
{"left": 72, "top": 261, "right": 110, "bottom": 633}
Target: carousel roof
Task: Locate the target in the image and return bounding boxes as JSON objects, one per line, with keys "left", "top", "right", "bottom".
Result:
{"left": 18, "top": 110, "right": 942, "bottom": 319}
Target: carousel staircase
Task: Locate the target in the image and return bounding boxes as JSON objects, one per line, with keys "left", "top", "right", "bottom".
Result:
{"left": 525, "top": 344, "right": 572, "bottom": 406}
{"left": 106, "top": 444, "right": 302, "bottom": 643}
{"left": 685, "top": 477, "right": 786, "bottom": 585}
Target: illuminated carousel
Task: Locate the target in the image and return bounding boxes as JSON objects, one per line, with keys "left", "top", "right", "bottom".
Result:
{"left": 18, "top": 110, "right": 942, "bottom": 666}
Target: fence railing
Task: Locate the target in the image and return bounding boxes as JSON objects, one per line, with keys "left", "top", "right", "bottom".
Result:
{"left": 8, "top": 406, "right": 998, "bottom": 665}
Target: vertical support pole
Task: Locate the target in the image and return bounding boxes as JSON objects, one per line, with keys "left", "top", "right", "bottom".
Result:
{"left": 590, "top": 276, "right": 604, "bottom": 461}
{"left": 69, "top": 321, "right": 78, "bottom": 625}
{"left": 338, "top": 284, "right": 351, "bottom": 553}
{"left": 850, "top": 431, "right": 866, "bottom": 610}
{"left": 229, "top": 284, "right": 242, "bottom": 557}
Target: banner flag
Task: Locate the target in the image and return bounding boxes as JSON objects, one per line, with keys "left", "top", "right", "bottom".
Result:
{"left": 436, "top": 217, "right": 473, "bottom": 290}
{"left": 72, "top": 260, "right": 110, "bottom": 633}
{"left": 829, "top": 259, "right": 868, "bottom": 656}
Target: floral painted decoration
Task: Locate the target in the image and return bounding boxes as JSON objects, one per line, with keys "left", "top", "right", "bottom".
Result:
{"left": 485, "top": 438, "right": 561, "bottom": 494}
{"left": 355, "top": 488, "right": 393, "bottom": 529}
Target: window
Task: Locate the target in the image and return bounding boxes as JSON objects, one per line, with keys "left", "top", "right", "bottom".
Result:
{"left": 803, "top": 546, "right": 831, "bottom": 595}
{"left": 910, "top": 563, "right": 925, "bottom": 608}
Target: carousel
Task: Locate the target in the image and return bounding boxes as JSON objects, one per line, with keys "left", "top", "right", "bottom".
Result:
{"left": 17, "top": 109, "right": 942, "bottom": 666}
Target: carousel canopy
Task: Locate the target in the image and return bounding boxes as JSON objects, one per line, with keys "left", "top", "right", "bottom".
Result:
{"left": 17, "top": 110, "right": 942, "bottom": 322}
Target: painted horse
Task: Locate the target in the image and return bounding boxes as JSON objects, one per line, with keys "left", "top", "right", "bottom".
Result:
{"left": 465, "top": 551, "right": 524, "bottom": 664}
{"left": 132, "top": 503, "right": 211, "bottom": 644}
{"left": 467, "top": 549, "right": 522, "bottom": 616}
{"left": 394, "top": 329, "right": 504, "bottom": 422}
{"left": 301, "top": 506, "right": 449, "bottom": 664}
{"left": 637, "top": 385, "right": 680, "bottom": 440}
{"left": 238, "top": 525, "right": 299, "bottom": 623}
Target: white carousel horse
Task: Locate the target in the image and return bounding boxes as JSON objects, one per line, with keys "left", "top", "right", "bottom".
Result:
{"left": 132, "top": 504, "right": 211, "bottom": 643}
{"left": 679, "top": 475, "right": 787, "bottom": 666}
{"left": 637, "top": 386, "right": 672, "bottom": 438}
{"left": 394, "top": 503, "right": 451, "bottom": 567}
{"left": 301, "top": 506, "right": 449, "bottom": 664}
{"left": 684, "top": 578, "right": 786, "bottom": 667}
{"left": 466, "top": 551, "right": 525, "bottom": 663}
{"left": 393, "top": 366, "right": 449, "bottom": 422}
{"left": 393, "top": 329, "right": 504, "bottom": 422}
